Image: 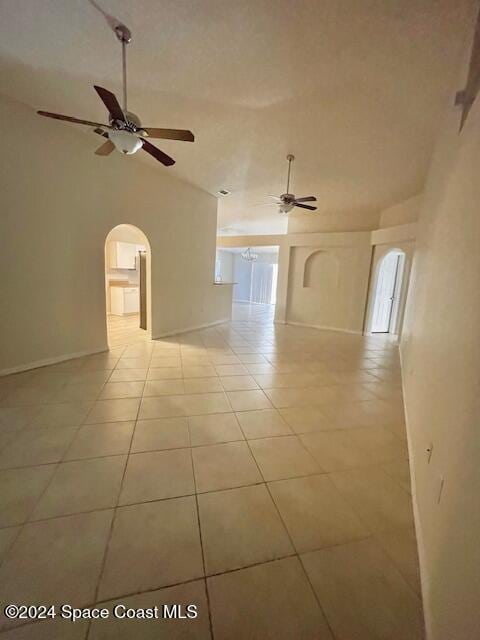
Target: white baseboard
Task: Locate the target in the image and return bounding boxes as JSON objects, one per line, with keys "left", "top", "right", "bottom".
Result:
{"left": 1, "top": 318, "right": 232, "bottom": 376}
{"left": 152, "top": 318, "right": 230, "bottom": 340}
{"left": 0, "top": 345, "right": 109, "bottom": 377}
{"left": 286, "top": 321, "right": 363, "bottom": 335}
{"left": 399, "top": 345, "right": 430, "bottom": 638}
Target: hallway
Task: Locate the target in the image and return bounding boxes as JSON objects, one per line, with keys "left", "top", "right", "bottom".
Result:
{"left": 107, "top": 313, "right": 149, "bottom": 349}
{"left": 0, "top": 304, "right": 423, "bottom": 639}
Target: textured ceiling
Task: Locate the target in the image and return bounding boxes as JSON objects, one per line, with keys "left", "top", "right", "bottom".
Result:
{"left": 0, "top": 0, "right": 475, "bottom": 233}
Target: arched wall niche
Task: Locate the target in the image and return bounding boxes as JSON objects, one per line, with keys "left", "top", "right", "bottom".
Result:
{"left": 302, "top": 249, "right": 339, "bottom": 288}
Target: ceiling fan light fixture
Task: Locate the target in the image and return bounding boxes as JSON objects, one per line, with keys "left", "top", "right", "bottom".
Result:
{"left": 279, "top": 202, "right": 294, "bottom": 214}
{"left": 108, "top": 129, "right": 143, "bottom": 155}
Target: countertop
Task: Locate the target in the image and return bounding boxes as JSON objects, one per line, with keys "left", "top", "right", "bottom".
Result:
{"left": 108, "top": 281, "right": 139, "bottom": 288}
{"left": 213, "top": 282, "right": 237, "bottom": 285}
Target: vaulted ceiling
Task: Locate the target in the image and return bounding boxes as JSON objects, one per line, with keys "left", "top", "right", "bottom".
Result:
{"left": 0, "top": 0, "right": 475, "bottom": 233}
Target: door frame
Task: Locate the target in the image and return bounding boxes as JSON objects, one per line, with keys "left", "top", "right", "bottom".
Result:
{"left": 139, "top": 250, "right": 147, "bottom": 330}
{"left": 104, "top": 224, "right": 152, "bottom": 345}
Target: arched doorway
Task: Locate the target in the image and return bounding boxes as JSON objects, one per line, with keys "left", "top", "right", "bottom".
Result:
{"left": 369, "top": 249, "right": 406, "bottom": 334}
{"left": 104, "top": 224, "right": 151, "bottom": 347}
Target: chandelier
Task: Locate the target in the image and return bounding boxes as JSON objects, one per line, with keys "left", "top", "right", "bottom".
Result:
{"left": 241, "top": 247, "right": 258, "bottom": 262}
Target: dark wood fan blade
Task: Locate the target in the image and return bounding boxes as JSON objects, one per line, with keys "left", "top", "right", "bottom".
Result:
{"left": 295, "top": 196, "right": 317, "bottom": 203}
{"left": 94, "top": 85, "right": 125, "bottom": 122}
{"left": 141, "top": 139, "right": 175, "bottom": 166}
{"left": 295, "top": 203, "right": 317, "bottom": 211}
{"left": 141, "top": 128, "right": 194, "bottom": 142}
{"left": 37, "top": 111, "right": 109, "bottom": 128}
{"left": 457, "top": 5, "right": 480, "bottom": 130}
{"left": 95, "top": 140, "right": 115, "bottom": 156}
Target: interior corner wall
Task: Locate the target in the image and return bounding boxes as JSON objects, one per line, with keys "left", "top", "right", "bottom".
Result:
{"left": 379, "top": 194, "right": 423, "bottom": 228}
{"left": 400, "top": 21, "right": 480, "bottom": 640}
{"left": 284, "top": 236, "right": 372, "bottom": 333}
{"left": 0, "top": 93, "right": 228, "bottom": 373}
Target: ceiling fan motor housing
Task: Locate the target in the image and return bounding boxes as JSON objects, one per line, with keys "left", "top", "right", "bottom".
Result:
{"left": 124, "top": 111, "right": 141, "bottom": 129}
{"left": 109, "top": 110, "right": 142, "bottom": 132}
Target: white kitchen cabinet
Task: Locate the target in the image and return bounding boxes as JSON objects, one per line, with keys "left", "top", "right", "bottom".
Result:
{"left": 109, "top": 242, "right": 140, "bottom": 269}
{"left": 110, "top": 286, "right": 140, "bottom": 316}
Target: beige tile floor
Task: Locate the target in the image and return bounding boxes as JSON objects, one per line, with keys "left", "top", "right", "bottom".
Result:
{"left": 106, "top": 313, "right": 149, "bottom": 349}
{"left": 0, "top": 302, "right": 424, "bottom": 639}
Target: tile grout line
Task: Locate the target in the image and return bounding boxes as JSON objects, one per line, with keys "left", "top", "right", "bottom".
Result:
{"left": 0, "top": 351, "right": 129, "bottom": 576}
{"left": 84, "top": 345, "right": 151, "bottom": 640}
{"left": 26, "top": 351, "right": 127, "bottom": 519}
{"left": 186, "top": 415, "right": 215, "bottom": 640}
{"left": 2, "top": 536, "right": 381, "bottom": 635}
{"left": 0, "top": 431, "right": 408, "bottom": 527}
{"left": 234, "top": 398, "right": 339, "bottom": 640}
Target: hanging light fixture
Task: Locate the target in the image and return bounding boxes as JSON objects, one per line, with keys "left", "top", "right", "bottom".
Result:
{"left": 241, "top": 247, "right": 258, "bottom": 262}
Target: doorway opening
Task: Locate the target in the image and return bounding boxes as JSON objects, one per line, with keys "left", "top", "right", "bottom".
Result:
{"left": 215, "top": 246, "right": 279, "bottom": 323}
{"left": 105, "top": 224, "right": 151, "bottom": 347}
{"left": 370, "top": 249, "right": 406, "bottom": 334}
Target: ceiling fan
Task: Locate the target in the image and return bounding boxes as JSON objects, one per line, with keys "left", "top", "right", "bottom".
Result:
{"left": 267, "top": 155, "right": 317, "bottom": 214}
{"left": 36, "top": 18, "right": 194, "bottom": 166}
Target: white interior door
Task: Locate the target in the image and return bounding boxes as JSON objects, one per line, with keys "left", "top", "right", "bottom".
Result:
{"left": 371, "top": 253, "right": 400, "bottom": 333}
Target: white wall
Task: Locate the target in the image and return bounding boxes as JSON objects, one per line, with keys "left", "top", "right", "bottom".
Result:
{"left": 379, "top": 194, "right": 422, "bottom": 228}
{"left": 0, "top": 94, "right": 231, "bottom": 373}
{"left": 400, "top": 19, "right": 480, "bottom": 639}
{"left": 284, "top": 235, "right": 372, "bottom": 333}
{"left": 287, "top": 209, "right": 381, "bottom": 234}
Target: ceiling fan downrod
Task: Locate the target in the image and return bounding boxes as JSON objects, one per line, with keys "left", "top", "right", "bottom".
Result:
{"left": 114, "top": 24, "right": 131, "bottom": 114}
{"left": 286, "top": 154, "right": 295, "bottom": 194}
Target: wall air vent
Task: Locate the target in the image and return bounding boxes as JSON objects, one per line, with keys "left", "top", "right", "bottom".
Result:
{"left": 217, "top": 189, "right": 231, "bottom": 196}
